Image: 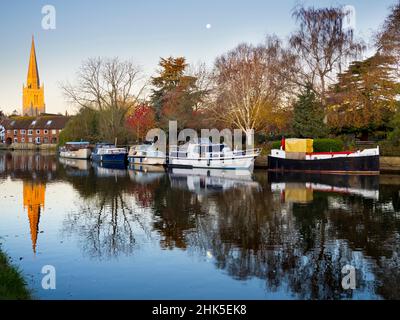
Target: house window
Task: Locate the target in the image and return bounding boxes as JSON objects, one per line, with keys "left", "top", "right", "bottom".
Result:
{"left": 14, "top": 137, "right": 18, "bottom": 143}
{"left": 28, "top": 137, "right": 33, "bottom": 143}
{"left": 35, "top": 137, "right": 41, "bottom": 144}
{"left": 36, "top": 130, "right": 40, "bottom": 135}
{"left": 44, "top": 137, "right": 49, "bottom": 144}
{"left": 46, "top": 120, "right": 52, "bottom": 126}
{"left": 13, "top": 130, "right": 18, "bottom": 135}
{"left": 7, "top": 130, "right": 11, "bottom": 134}
{"left": 28, "top": 130, "right": 33, "bottom": 135}
{"left": 52, "top": 129, "right": 57, "bottom": 135}
{"left": 44, "top": 130, "right": 48, "bottom": 134}
{"left": 31, "top": 120, "right": 37, "bottom": 126}
{"left": 20, "top": 129, "right": 26, "bottom": 135}
{"left": 21, "top": 138, "right": 25, "bottom": 143}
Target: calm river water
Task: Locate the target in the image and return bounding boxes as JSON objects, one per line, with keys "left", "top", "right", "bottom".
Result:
{"left": 0, "top": 151, "right": 399, "bottom": 299}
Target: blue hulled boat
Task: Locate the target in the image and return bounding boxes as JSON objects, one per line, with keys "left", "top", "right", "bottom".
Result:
{"left": 91, "top": 143, "right": 128, "bottom": 163}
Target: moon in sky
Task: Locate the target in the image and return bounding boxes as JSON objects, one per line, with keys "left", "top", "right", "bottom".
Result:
{"left": 206, "top": 24, "right": 212, "bottom": 29}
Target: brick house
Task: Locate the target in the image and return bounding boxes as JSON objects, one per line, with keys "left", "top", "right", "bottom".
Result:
{"left": 0, "top": 114, "right": 69, "bottom": 145}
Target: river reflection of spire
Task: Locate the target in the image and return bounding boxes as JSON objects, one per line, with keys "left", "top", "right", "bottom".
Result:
{"left": 3, "top": 151, "right": 399, "bottom": 299}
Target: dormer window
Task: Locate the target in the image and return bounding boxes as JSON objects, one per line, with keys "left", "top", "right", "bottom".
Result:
{"left": 31, "top": 120, "right": 37, "bottom": 126}
{"left": 46, "top": 120, "right": 52, "bottom": 126}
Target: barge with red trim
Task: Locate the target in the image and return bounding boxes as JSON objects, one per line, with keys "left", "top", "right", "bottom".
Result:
{"left": 267, "top": 138, "right": 380, "bottom": 174}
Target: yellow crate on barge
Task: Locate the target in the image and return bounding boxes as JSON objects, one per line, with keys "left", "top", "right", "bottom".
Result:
{"left": 285, "top": 139, "right": 313, "bottom": 153}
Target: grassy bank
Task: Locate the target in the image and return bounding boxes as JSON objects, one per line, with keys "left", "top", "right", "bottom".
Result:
{"left": 0, "top": 249, "right": 31, "bottom": 300}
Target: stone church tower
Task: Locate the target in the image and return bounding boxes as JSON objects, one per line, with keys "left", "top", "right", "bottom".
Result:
{"left": 23, "top": 36, "right": 45, "bottom": 116}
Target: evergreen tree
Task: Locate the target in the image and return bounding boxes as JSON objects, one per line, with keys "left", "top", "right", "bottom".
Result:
{"left": 388, "top": 103, "right": 400, "bottom": 146}
{"left": 327, "top": 53, "right": 400, "bottom": 139}
{"left": 292, "top": 86, "right": 327, "bottom": 138}
{"left": 150, "top": 57, "right": 204, "bottom": 130}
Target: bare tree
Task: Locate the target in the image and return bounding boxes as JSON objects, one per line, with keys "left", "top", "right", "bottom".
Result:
{"left": 210, "top": 37, "right": 294, "bottom": 134}
{"left": 62, "top": 57, "right": 145, "bottom": 142}
{"left": 186, "top": 62, "right": 214, "bottom": 113}
{"left": 377, "top": 1, "right": 400, "bottom": 76}
{"left": 289, "top": 5, "right": 365, "bottom": 104}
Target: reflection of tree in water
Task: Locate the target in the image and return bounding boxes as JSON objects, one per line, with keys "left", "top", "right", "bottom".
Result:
{"left": 54, "top": 159, "right": 400, "bottom": 298}
{"left": 62, "top": 173, "right": 157, "bottom": 260}
{"left": 152, "top": 177, "right": 207, "bottom": 249}
{"left": 184, "top": 184, "right": 400, "bottom": 299}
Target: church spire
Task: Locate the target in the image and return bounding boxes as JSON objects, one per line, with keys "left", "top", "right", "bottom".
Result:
{"left": 27, "top": 35, "right": 40, "bottom": 89}
{"left": 23, "top": 35, "right": 45, "bottom": 116}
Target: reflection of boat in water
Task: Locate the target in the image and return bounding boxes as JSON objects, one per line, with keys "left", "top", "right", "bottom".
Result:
{"left": 59, "top": 157, "right": 90, "bottom": 170}
{"left": 59, "top": 157, "right": 90, "bottom": 177}
{"left": 128, "top": 164, "right": 166, "bottom": 184}
{"left": 92, "top": 161, "right": 127, "bottom": 178}
{"left": 169, "top": 168, "right": 260, "bottom": 194}
{"left": 269, "top": 171, "right": 380, "bottom": 202}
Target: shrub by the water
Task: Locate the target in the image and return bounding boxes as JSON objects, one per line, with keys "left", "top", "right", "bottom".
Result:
{"left": 268, "top": 138, "right": 344, "bottom": 152}
{"left": 313, "top": 139, "right": 344, "bottom": 152}
{"left": 0, "top": 249, "right": 31, "bottom": 300}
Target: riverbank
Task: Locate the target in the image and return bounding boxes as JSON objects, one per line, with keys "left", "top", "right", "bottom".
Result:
{"left": 0, "top": 143, "right": 57, "bottom": 151}
{"left": 0, "top": 249, "right": 31, "bottom": 300}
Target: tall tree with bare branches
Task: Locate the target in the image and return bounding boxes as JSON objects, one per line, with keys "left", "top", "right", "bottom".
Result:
{"left": 210, "top": 37, "right": 293, "bottom": 135}
{"left": 289, "top": 5, "right": 365, "bottom": 104}
{"left": 62, "top": 57, "right": 145, "bottom": 143}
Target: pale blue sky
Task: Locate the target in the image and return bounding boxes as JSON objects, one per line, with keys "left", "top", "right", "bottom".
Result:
{"left": 0, "top": 0, "right": 397, "bottom": 115}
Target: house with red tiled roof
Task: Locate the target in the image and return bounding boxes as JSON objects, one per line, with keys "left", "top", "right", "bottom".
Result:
{"left": 0, "top": 114, "right": 69, "bottom": 145}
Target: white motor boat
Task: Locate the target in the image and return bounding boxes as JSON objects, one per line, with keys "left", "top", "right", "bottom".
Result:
{"left": 169, "top": 138, "right": 260, "bottom": 170}
{"left": 59, "top": 142, "right": 91, "bottom": 160}
{"left": 128, "top": 141, "right": 166, "bottom": 165}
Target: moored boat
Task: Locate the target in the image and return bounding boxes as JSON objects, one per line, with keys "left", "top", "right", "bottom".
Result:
{"left": 169, "top": 138, "right": 261, "bottom": 170}
{"left": 268, "top": 138, "right": 380, "bottom": 174}
{"left": 59, "top": 141, "right": 91, "bottom": 159}
{"left": 128, "top": 141, "right": 166, "bottom": 165}
{"left": 91, "top": 143, "right": 127, "bottom": 163}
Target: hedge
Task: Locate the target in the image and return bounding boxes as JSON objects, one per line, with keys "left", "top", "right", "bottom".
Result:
{"left": 313, "top": 139, "right": 344, "bottom": 152}
{"left": 379, "top": 141, "right": 400, "bottom": 156}
{"left": 269, "top": 138, "right": 344, "bottom": 152}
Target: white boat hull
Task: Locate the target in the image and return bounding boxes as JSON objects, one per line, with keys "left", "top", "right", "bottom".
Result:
{"left": 169, "top": 155, "right": 256, "bottom": 170}
{"left": 59, "top": 148, "right": 91, "bottom": 160}
{"left": 128, "top": 156, "right": 166, "bottom": 165}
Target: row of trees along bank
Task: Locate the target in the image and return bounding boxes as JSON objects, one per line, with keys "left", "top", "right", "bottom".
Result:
{"left": 59, "top": 3, "right": 400, "bottom": 152}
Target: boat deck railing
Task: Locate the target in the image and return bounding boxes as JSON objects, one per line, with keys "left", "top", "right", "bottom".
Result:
{"left": 169, "top": 147, "right": 261, "bottom": 159}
